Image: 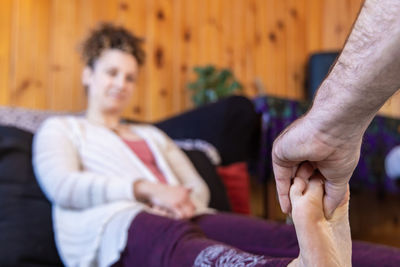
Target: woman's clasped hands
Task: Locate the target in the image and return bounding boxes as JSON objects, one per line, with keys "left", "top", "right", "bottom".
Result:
{"left": 134, "top": 180, "right": 196, "bottom": 219}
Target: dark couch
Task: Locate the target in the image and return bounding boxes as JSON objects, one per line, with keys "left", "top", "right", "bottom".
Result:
{"left": 0, "top": 96, "right": 260, "bottom": 266}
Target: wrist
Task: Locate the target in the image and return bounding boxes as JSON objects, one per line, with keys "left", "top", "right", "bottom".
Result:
{"left": 134, "top": 180, "right": 155, "bottom": 203}
{"left": 307, "top": 77, "right": 375, "bottom": 143}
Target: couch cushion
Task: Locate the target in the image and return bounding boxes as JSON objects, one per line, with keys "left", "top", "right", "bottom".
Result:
{"left": 0, "top": 125, "right": 63, "bottom": 266}
{"left": 0, "top": 106, "right": 81, "bottom": 133}
{"left": 155, "top": 96, "right": 261, "bottom": 165}
{"left": 217, "top": 162, "right": 251, "bottom": 214}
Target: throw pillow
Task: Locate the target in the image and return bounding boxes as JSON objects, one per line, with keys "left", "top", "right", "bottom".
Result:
{"left": 217, "top": 162, "right": 251, "bottom": 214}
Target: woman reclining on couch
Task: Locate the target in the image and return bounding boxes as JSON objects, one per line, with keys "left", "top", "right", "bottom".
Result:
{"left": 33, "top": 23, "right": 356, "bottom": 267}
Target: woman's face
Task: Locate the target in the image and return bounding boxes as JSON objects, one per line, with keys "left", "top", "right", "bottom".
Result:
{"left": 83, "top": 49, "right": 139, "bottom": 114}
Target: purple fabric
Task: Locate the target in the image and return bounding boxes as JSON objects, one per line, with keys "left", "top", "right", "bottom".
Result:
{"left": 352, "top": 240, "right": 400, "bottom": 266}
{"left": 112, "top": 212, "right": 400, "bottom": 267}
{"left": 192, "top": 213, "right": 299, "bottom": 259}
{"left": 112, "top": 212, "right": 295, "bottom": 267}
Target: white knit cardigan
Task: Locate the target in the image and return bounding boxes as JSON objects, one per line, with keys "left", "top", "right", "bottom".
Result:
{"left": 32, "top": 116, "right": 211, "bottom": 267}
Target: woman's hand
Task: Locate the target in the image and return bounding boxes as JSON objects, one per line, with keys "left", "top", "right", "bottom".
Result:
{"left": 149, "top": 183, "right": 196, "bottom": 219}
{"left": 134, "top": 180, "right": 196, "bottom": 219}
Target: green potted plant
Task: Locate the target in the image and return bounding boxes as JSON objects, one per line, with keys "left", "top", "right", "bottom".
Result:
{"left": 187, "top": 65, "right": 243, "bottom": 106}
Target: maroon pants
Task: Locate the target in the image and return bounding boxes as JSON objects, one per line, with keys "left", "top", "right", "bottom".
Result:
{"left": 112, "top": 212, "right": 296, "bottom": 267}
{"left": 112, "top": 211, "right": 400, "bottom": 267}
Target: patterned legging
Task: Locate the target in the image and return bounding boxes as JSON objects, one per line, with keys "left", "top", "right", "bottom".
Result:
{"left": 112, "top": 212, "right": 297, "bottom": 267}
{"left": 112, "top": 211, "right": 400, "bottom": 267}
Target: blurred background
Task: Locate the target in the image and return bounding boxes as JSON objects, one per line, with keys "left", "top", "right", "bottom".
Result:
{"left": 2, "top": 0, "right": 400, "bottom": 251}
{"left": 4, "top": 0, "right": 400, "bottom": 122}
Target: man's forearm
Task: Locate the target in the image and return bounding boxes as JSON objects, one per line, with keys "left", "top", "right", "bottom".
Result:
{"left": 309, "top": 0, "right": 400, "bottom": 140}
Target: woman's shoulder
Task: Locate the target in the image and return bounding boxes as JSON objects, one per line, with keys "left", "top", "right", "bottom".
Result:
{"left": 34, "top": 116, "right": 92, "bottom": 147}
{"left": 38, "top": 115, "right": 88, "bottom": 134}
{"left": 41, "top": 115, "right": 85, "bottom": 127}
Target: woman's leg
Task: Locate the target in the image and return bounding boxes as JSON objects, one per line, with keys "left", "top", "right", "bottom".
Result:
{"left": 112, "top": 211, "right": 293, "bottom": 267}
{"left": 192, "top": 213, "right": 299, "bottom": 259}
{"left": 352, "top": 240, "right": 400, "bottom": 266}
{"left": 195, "top": 174, "right": 353, "bottom": 267}
{"left": 113, "top": 174, "right": 353, "bottom": 267}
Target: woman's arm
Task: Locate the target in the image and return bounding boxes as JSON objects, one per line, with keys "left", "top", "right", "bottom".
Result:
{"left": 151, "top": 127, "right": 211, "bottom": 213}
{"left": 33, "top": 118, "right": 135, "bottom": 209}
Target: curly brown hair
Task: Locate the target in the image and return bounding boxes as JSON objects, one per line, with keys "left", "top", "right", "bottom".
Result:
{"left": 80, "top": 23, "right": 145, "bottom": 68}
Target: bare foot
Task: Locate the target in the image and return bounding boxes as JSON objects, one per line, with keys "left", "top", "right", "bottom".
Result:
{"left": 288, "top": 173, "right": 351, "bottom": 267}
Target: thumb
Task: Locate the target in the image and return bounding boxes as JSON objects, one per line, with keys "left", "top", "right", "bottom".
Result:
{"left": 323, "top": 182, "right": 348, "bottom": 219}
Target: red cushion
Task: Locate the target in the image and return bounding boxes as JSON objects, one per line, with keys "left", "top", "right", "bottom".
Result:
{"left": 217, "top": 162, "right": 250, "bottom": 214}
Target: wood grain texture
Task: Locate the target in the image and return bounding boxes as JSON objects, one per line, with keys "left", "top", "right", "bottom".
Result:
{"left": 0, "top": 0, "right": 12, "bottom": 105}
{"left": 9, "top": 0, "right": 51, "bottom": 109}
{"left": 5, "top": 0, "right": 400, "bottom": 120}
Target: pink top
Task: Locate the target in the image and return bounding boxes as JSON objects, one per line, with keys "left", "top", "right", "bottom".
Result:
{"left": 123, "top": 139, "right": 168, "bottom": 184}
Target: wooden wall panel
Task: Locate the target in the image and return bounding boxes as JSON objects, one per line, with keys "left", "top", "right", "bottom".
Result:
{"left": 170, "top": 0, "right": 184, "bottom": 115}
{"left": 243, "top": 0, "right": 256, "bottom": 96}
{"left": 10, "top": 0, "right": 51, "bottom": 109}
{"left": 48, "top": 0, "right": 83, "bottom": 111}
{"left": 155, "top": 0, "right": 174, "bottom": 121}
{"left": 173, "top": 0, "right": 189, "bottom": 112}
{"left": 286, "top": 0, "right": 306, "bottom": 99}
{"left": 254, "top": 0, "right": 269, "bottom": 96}
{"left": 6, "top": 0, "right": 400, "bottom": 120}
{"left": 231, "top": 0, "right": 245, "bottom": 94}
{"left": 305, "top": 0, "right": 322, "bottom": 54}
{"left": 0, "top": 0, "right": 12, "bottom": 105}
{"left": 184, "top": 1, "right": 200, "bottom": 110}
